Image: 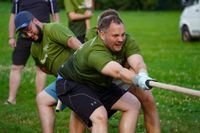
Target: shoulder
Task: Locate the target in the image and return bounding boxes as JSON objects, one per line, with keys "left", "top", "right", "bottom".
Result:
{"left": 124, "top": 34, "right": 138, "bottom": 47}
{"left": 125, "top": 34, "right": 136, "bottom": 42}
{"left": 90, "top": 37, "right": 112, "bottom": 56}
{"left": 45, "top": 23, "right": 66, "bottom": 32}
{"left": 50, "top": 23, "right": 74, "bottom": 36}
{"left": 123, "top": 34, "right": 140, "bottom": 54}
{"left": 87, "top": 27, "right": 98, "bottom": 36}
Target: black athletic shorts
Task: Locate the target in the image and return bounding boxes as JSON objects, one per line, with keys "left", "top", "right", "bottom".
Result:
{"left": 56, "top": 79, "right": 127, "bottom": 127}
{"left": 12, "top": 37, "right": 32, "bottom": 65}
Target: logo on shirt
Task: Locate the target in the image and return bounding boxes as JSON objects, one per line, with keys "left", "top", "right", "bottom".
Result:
{"left": 40, "top": 44, "right": 49, "bottom": 64}
{"left": 78, "top": 1, "right": 86, "bottom": 9}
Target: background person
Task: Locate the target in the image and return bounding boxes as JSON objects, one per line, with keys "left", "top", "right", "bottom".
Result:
{"left": 13, "top": 11, "right": 81, "bottom": 133}
{"left": 64, "top": 0, "right": 93, "bottom": 43}
{"left": 5, "top": 0, "right": 60, "bottom": 105}
{"left": 84, "top": 0, "right": 95, "bottom": 30}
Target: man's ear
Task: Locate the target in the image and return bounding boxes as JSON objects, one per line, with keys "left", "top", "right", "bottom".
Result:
{"left": 98, "top": 30, "right": 105, "bottom": 41}
{"left": 32, "top": 18, "right": 39, "bottom": 24}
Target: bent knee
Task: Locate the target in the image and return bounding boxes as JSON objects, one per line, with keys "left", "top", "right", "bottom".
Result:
{"left": 90, "top": 106, "right": 108, "bottom": 125}
{"left": 132, "top": 89, "right": 156, "bottom": 105}
{"left": 36, "top": 91, "right": 56, "bottom": 106}
{"left": 141, "top": 93, "right": 156, "bottom": 106}
{"left": 36, "top": 92, "right": 44, "bottom": 105}
{"left": 11, "top": 65, "right": 24, "bottom": 71}
{"left": 126, "top": 93, "right": 141, "bottom": 110}
{"left": 131, "top": 96, "right": 141, "bottom": 111}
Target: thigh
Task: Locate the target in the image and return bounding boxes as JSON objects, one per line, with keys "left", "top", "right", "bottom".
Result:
{"left": 56, "top": 79, "right": 102, "bottom": 127}
{"left": 12, "top": 37, "right": 32, "bottom": 65}
{"left": 129, "top": 84, "right": 154, "bottom": 103}
{"left": 111, "top": 91, "right": 140, "bottom": 111}
{"left": 99, "top": 83, "right": 127, "bottom": 118}
{"left": 37, "top": 89, "right": 57, "bottom": 106}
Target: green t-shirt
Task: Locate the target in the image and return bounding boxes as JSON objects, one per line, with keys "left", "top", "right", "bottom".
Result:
{"left": 64, "top": 0, "right": 86, "bottom": 37}
{"left": 59, "top": 34, "right": 140, "bottom": 91}
{"left": 31, "top": 23, "right": 75, "bottom": 76}
{"left": 85, "top": 27, "right": 98, "bottom": 42}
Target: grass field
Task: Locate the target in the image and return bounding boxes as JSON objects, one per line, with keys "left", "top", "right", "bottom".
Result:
{"left": 0, "top": 1, "right": 200, "bottom": 133}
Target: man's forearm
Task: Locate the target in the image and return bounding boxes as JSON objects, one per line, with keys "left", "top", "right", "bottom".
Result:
{"left": 52, "top": 13, "right": 60, "bottom": 22}
{"left": 127, "top": 54, "right": 147, "bottom": 74}
{"left": 9, "top": 13, "right": 16, "bottom": 38}
{"left": 119, "top": 67, "right": 136, "bottom": 84}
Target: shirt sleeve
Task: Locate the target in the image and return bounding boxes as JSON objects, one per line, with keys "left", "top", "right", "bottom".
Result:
{"left": 88, "top": 50, "right": 112, "bottom": 72}
{"left": 48, "top": 24, "right": 75, "bottom": 48}
{"left": 125, "top": 35, "right": 141, "bottom": 57}
{"left": 85, "top": 27, "right": 98, "bottom": 42}
{"left": 64, "top": 0, "right": 74, "bottom": 13}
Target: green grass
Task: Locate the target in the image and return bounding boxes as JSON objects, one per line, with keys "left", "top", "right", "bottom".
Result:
{"left": 1, "top": 1, "right": 200, "bottom": 133}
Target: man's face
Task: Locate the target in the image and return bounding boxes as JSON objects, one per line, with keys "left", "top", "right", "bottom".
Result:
{"left": 101, "top": 22, "right": 126, "bottom": 53}
{"left": 21, "top": 20, "right": 40, "bottom": 41}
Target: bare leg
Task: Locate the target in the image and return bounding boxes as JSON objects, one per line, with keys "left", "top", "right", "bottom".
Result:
{"left": 35, "top": 67, "right": 46, "bottom": 93}
{"left": 112, "top": 92, "right": 141, "bottom": 133}
{"left": 36, "top": 91, "right": 56, "bottom": 133}
{"left": 129, "top": 85, "right": 161, "bottom": 133}
{"left": 69, "top": 106, "right": 108, "bottom": 133}
{"left": 7, "top": 64, "right": 24, "bottom": 104}
{"left": 90, "top": 106, "right": 108, "bottom": 133}
{"left": 69, "top": 112, "right": 86, "bottom": 133}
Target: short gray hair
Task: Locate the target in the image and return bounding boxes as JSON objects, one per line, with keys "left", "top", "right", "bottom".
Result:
{"left": 98, "top": 15, "right": 123, "bottom": 32}
{"left": 97, "top": 9, "right": 119, "bottom": 24}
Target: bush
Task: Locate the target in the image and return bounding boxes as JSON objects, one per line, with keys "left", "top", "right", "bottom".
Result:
{"left": 0, "top": 0, "right": 182, "bottom": 10}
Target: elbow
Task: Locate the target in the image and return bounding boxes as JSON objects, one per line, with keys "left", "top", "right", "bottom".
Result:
{"left": 68, "top": 13, "right": 77, "bottom": 21}
{"left": 118, "top": 68, "right": 133, "bottom": 84}
{"left": 67, "top": 37, "right": 81, "bottom": 50}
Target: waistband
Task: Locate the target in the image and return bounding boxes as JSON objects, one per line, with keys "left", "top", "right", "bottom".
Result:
{"left": 57, "top": 74, "right": 63, "bottom": 81}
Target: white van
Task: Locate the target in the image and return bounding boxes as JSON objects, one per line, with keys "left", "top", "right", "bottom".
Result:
{"left": 179, "top": 0, "right": 200, "bottom": 42}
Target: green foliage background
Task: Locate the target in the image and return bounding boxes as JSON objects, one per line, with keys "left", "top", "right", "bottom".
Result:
{"left": 0, "top": 1, "right": 200, "bottom": 133}
{"left": 94, "top": 0, "right": 182, "bottom": 10}
{"left": 0, "top": 0, "right": 183, "bottom": 10}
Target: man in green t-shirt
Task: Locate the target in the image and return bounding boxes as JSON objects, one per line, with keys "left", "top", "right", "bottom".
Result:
{"left": 56, "top": 15, "right": 156, "bottom": 132}
{"left": 14, "top": 11, "right": 81, "bottom": 133}
{"left": 84, "top": 9, "right": 161, "bottom": 133}
{"left": 64, "top": 0, "right": 93, "bottom": 43}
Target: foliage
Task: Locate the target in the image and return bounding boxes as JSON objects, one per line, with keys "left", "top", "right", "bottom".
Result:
{"left": 1, "top": 1, "right": 200, "bottom": 132}
{"left": 0, "top": 0, "right": 183, "bottom": 10}
{"left": 155, "top": 0, "right": 182, "bottom": 10}
{"left": 95, "top": 0, "right": 158, "bottom": 10}
{"left": 89, "top": 0, "right": 181, "bottom": 10}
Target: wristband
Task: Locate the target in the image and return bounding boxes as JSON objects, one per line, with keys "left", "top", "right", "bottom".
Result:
{"left": 138, "top": 68, "right": 148, "bottom": 76}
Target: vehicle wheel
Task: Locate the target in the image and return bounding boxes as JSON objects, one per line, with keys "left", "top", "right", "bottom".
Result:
{"left": 181, "top": 26, "right": 192, "bottom": 42}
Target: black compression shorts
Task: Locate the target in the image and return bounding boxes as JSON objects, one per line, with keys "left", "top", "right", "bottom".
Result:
{"left": 56, "top": 79, "right": 127, "bottom": 127}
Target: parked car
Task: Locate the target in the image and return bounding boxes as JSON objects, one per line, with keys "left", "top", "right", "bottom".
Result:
{"left": 179, "top": 0, "right": 200, "bottom": 42}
